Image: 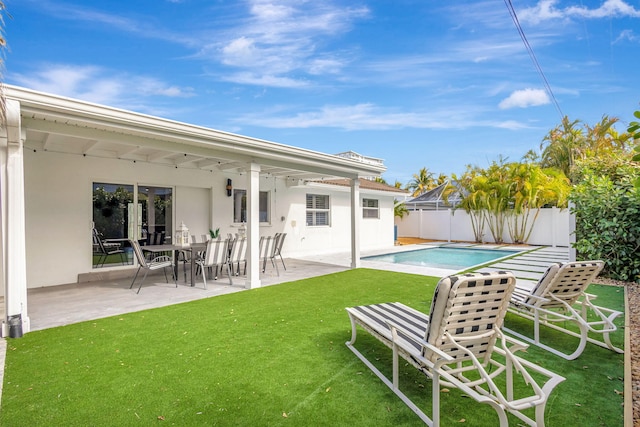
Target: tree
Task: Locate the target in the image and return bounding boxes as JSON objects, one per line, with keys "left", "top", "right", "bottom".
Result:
{"left": 374, "top": 176, "right": 387, "bottom": 184}
{"left": 628, "top": 109, "right": 640, "bottom": 189}
{"left": 481, "top": 160, "right": 511, "bottom": 244}
{"left": 506, "top": 163, "right": 570, "bottom": 244}
{"left": 394, "top": 200, "right": 409, "bottom": 219}
{"left": 451, "top": 160, "right": 569, "bottom": 244}
{"left": 541, "top": 115, "right": 632, "bottom": 183}
{"left": 407, "top": 167, "right": 436, "bottom": 197}
{"left": 449, "top": 166, "right": 486, "bottom": 243}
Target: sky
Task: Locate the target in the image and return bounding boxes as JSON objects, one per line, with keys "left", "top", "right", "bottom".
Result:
{"left": 3, "top": 0, "right": 640, "bottom": 185}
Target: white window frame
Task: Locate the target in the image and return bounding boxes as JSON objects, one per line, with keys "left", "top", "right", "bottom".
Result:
{"left": 362, "top": 198, "right": 380, "bottom": 219}
{"left": 233, "top": 189, "right": 270, "bottom": 223}
{"left": 306, "top": 194, "right": 330, "bottom": 226}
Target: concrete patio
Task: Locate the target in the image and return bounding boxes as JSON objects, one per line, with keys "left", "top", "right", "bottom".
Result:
{"left": 1, "top": 242, "right": 567, "bottom": 333}
{"left": 1, "top": 258, "right": 349, "bottom": 333}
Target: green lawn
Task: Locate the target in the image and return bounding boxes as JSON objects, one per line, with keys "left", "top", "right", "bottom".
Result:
{"left": 0, "top": 269, "right": 625, "bottom": 426}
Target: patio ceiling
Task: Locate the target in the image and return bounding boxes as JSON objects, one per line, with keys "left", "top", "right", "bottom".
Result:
{"left": 8, "top": 85, "right": 386, "bottom": 182}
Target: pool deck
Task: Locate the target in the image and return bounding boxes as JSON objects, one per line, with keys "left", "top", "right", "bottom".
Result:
{"left": 356, "top": 241, "right": 566, "bottom": 281}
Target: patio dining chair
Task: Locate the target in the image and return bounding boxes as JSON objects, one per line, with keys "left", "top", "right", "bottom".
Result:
{"left": 504, "top": 260, "right": 623, "bottom": 360}
{"left": 129, "top": 240, "right": 176, "bottom": 294}
{"left": 229, "top": 236, "right": 247, "bottom": 276}
{"left": 270, "top": 232, "right": 287, "bottom": 271}
{"left": 259, "top": 235, "right": 279, "bottom": 276}
{"left": 346, "top": 271, "right": 564, "bottom": 427}
{"left": 92, "top": 228, "right": 126, "bottom": 268}
{"left": 195, "top": 237, "right": 233, "bottom": 288}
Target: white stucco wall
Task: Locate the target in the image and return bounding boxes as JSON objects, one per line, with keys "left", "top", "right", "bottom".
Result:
{"left": 17, "top": 150, "right": 397, "bottom": 290}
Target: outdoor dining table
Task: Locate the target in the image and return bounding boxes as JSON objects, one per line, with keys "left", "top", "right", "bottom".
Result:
{"left": 142, "top": 243, "right": 206, "bottom": 287}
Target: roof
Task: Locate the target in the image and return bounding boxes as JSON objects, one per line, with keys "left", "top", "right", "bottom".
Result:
{"left": 5, "top": 85, "right": 386, "bottom": 182}
{"left": 313, "top": 178, "right": 408, "bottom": 194}
{"left": 407, "top": 181, "right": 464, "bottom": 208}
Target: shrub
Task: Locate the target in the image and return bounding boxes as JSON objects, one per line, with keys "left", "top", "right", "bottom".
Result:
{"left": 570, "top": 171, "right": 640, "bottom": 282}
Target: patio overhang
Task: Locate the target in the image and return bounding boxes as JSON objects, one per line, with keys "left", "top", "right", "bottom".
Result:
{"left": 7, "top": 85, "right": 386, "bottom": 181}
{"left": 1, "top": 84, "right": 386, "bottom": 337}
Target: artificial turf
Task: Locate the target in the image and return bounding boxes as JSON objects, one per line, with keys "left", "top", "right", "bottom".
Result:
{"left": 0, "top": 269, "right": 625, "bottom": 426}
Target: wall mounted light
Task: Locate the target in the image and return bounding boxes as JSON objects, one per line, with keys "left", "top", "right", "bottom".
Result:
{"left": 226, "top": 178, "right": 233, "bottom": 197}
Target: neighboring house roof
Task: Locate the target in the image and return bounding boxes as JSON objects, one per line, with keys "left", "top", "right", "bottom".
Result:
{"left": 5, "top": 85, "right": 386, "bottom": 182}
{"left": 407, "top": 180, "right": 464, "bottom": 209}
{"left": 313, "top": 178, "right": 408, "bottom": 194}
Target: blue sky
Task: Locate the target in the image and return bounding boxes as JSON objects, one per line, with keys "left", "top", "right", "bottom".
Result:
{"left": 4, "top": 0, "right": 640, "bottom": 184}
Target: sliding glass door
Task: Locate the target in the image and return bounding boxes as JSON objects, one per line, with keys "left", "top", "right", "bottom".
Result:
{"left": 138, "top": 186, "right": 173, "bottom": 245}
{"left": 92, "top": 182, "right": 134, "bottom": 267}
{"left": 92, "top": 183, "right": 173, "bottom": 268}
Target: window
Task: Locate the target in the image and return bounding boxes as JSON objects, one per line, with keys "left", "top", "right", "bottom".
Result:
{"left": 363, "top": 198, "right": 379, "bottom": 219}
{"left": 306, "top": 194, "right": 330, "bottom": 226}
{"left": 233, "top": 190, "right": 270, "bottom": 223}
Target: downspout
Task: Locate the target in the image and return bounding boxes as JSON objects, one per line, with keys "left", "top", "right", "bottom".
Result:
{"left": 350, "top": 178, "right": 360, "bottom": 268}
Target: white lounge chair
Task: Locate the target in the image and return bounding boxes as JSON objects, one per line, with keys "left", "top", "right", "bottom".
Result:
{"left": 346, "top": 271, "right": 564, "bottom": 427}
{"left": 504, "top": 260, "right": 623, "bottom": 360}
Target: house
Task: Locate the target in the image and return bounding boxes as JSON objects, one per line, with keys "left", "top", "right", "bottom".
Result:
{"left": 405, "top": 180, "right": 464, "bottom": 211}
{"left": 0, "top": 85, "right": 405, "bottom": 337}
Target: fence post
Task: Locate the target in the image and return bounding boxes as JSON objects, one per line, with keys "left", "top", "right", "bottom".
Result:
{"left": 568, "top": 202, "right": 576, "bottom": 261}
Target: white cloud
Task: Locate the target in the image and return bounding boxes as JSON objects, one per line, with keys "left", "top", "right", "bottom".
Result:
{"left": 613, "top": 29, "right": 640, "bottom": 43}
{"left": 11, "top": 64, "right": 195, "bottom": 106}
{"left": 566, "top": 0, "right": 640, "bottom": 18}
{"left": 498, "top": 88, "right": 550, "bottom": 109}
{"left": 235, "top": 103, "right": 531, "bottom": 131}
{"left": 213, "top": 0, "right": 369, "bottom": 86}
{"left": 520, "top": 0, "right": 640, "bottom": 24}
{"left": 221, "top": 72, "right": 309, "bottom": 88}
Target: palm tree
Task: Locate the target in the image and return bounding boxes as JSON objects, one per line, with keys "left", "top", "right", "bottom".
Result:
{"left": 506, "top": 163, "right": 570, "bottom": 243}
{"left": 374, "top": 176, "right": 387, "bottom": 185}
{"left": 449, "top": 166, "right": 486, "bottom": 243}
{"left": 406, "top": 167, "right": 436, "bottom": 197}
{"left": 540, "top": 116, "right": 583, "bottom": 178}
{"left": 541, "top": 115, "right": 632, "bottom": 182}
{"left": 394, "top": 200, "right": 409, "bottom": 219}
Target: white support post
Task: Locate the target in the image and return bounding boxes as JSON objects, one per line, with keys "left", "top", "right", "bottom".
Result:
{"left": 245, "top": 163, "right": 261, "bottom": 289}
{"left": 350, "top": 178, "right": 360, "bottom": 268}
{"left": 1, "top": 99, "right": 30, "bottom": 337}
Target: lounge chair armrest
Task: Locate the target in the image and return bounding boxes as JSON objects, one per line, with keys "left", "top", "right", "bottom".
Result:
{"left": 512, "top": 289, "right": 550, "bottom": 304}
{"left": 497, "top": 330, "right": 529, "bottom": 353}
{"left": 151, "top": 255, "right": 172, "bottom": 263}
{"left": 385, "top": 320, "right": 454, "bottom": 363}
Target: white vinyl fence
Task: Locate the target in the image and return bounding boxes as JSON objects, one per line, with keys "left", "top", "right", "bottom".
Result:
{"left": 395, "top": 207, "right": 570, "bottom": 247}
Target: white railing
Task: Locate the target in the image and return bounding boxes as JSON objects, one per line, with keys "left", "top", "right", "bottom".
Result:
{"left": 395, "top": 207, "right": 570, "bottom": 247}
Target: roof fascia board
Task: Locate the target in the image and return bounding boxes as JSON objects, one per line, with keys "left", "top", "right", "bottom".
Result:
{"left": 7, "top": 85, "right": 385, "bottom": 178}
{"left": 305, "top": 181, "right": 406, "bottom": 196}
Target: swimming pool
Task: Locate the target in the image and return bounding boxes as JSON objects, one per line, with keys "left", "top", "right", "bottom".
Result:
{"left": 363, "top": 247, "right": 519, "bottom": 270}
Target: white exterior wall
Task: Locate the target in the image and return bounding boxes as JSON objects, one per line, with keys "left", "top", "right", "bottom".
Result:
{"left": 19, "top": 150, "right": 397, "bottom": 290}
{"left": 267, "top": 182, "right": 396, "bottom": 258}
{"left": 396, "top": 208, "right": 570, "bottom": 246}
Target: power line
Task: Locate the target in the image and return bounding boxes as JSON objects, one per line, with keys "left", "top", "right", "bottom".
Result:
{"left": 504, "top": 0, "right": 564, "bottom": 119}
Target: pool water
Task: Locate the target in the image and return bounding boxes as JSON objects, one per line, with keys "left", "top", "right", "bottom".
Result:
{"left": 364, "top": 247, "right": 519, "bottom": 270}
